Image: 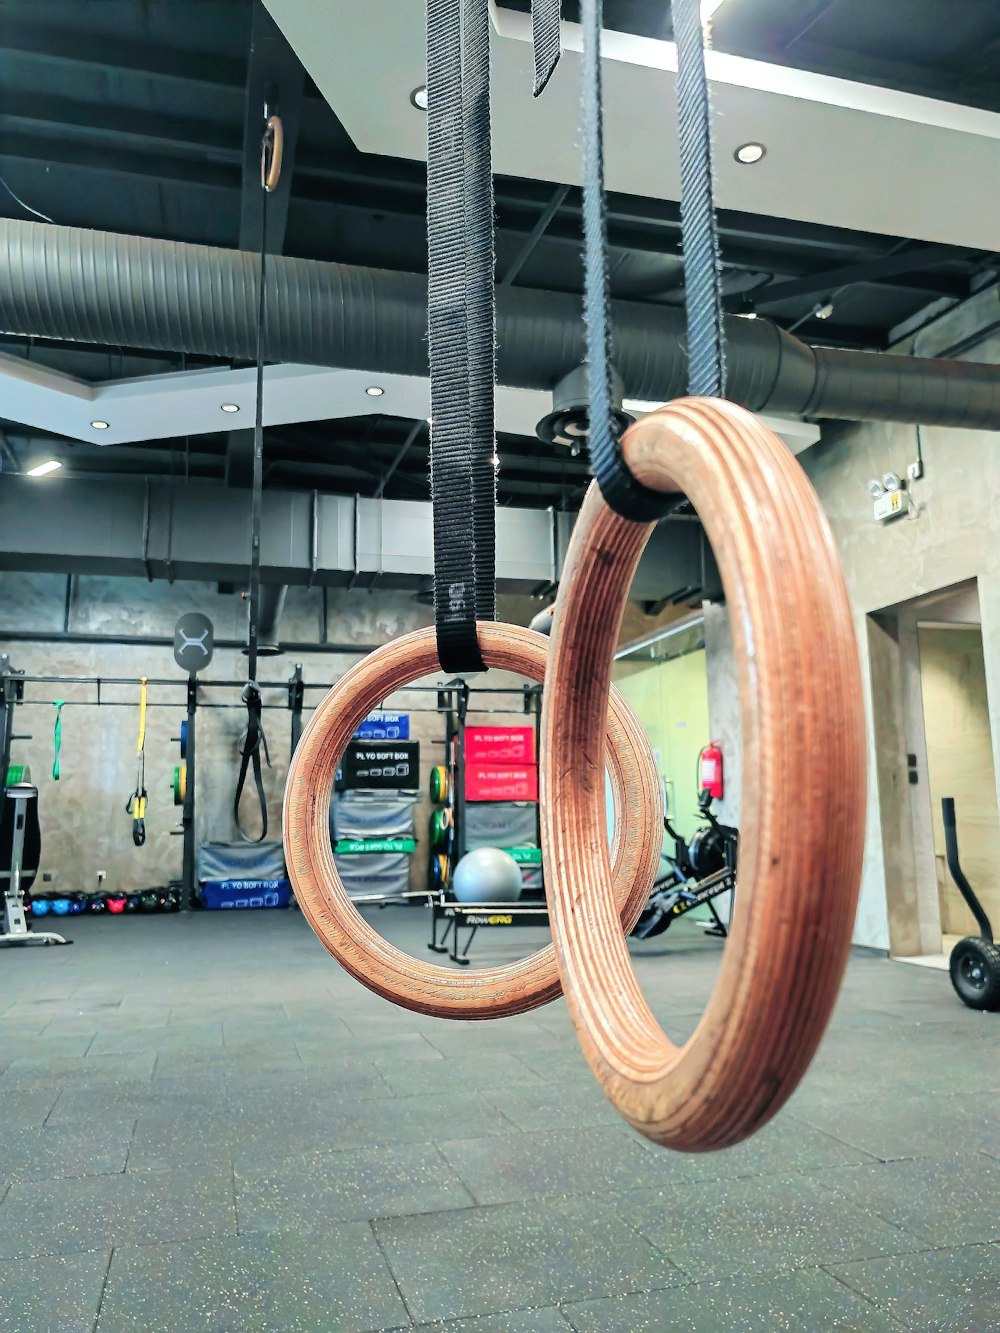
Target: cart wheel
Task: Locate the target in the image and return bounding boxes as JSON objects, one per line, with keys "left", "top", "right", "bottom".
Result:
{"left": 949, "top": 936, "right": 1000, "bottom": 1011}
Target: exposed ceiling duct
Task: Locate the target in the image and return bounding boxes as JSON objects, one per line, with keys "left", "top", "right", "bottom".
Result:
{"left": 1, "top": 220, "right": 999, "bottom": 429}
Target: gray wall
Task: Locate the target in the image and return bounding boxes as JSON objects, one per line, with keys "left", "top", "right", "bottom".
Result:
{"left": 0, "top": 574, "right": 541, "bottom": 898}
{"left": 704, "top": 294, "right": 1000, "bottom": 951}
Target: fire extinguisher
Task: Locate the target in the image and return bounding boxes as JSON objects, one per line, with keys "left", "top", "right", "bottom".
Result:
{"left": 698, "top": 741, "right": 724, "bottom": 801}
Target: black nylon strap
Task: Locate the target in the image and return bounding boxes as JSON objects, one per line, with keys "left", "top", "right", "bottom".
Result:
{"left": 531, "top": 0, "right": 561, "bottom": 96}
{"left": 463, "top": 0, "right": 497, "bottom": 624}
{"left": 674, "top": 0, "right": 726, "bottom": 397}
{"left": 236, "top": 117, "right": 273, "bottom": 842}
{"left": 580, "top": 0, "right": 672, "bottom": 523}
{"left": 427, "top": 0, "right": 492, "bottom": 671}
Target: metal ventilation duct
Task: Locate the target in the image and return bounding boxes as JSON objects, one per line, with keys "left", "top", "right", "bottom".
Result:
{"left": 0, "top": 220, "right": 999, "bottom": 428}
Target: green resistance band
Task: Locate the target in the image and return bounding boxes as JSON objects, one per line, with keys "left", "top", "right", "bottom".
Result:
{"left": 52, "top": 700, "right": 64, "bottom": 780}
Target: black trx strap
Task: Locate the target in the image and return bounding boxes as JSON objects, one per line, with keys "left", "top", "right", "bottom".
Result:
{"left": 235, "top": 110, "right": 276, "bottom": 843}
{"left": 531, "top": 0, "right": 561, "bottom": 96}
{"left": 579, "top": 0, "right": 672, "bottom": 523}
{"left": 673, "top": 0, "right": 726, "bottom": 397}
{"left": 426, "top": 0, "right": 495, "bottom": 673}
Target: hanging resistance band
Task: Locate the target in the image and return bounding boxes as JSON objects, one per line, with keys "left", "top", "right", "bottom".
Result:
{"left": 426, "top": 0, "right": 495, "bottom": 674}
{"left": 51, "top": 700, "right": 64, "bottom": 780}
{"left": 579, "top": 0, "right": 671, "bottom": 523}
{"left": 235, "top": 111, "right": 278, "bottom": 843}
{"left": 125, "top": 676, "right": 148, "bottom": 847}
{"left": 673, "top": 0, "right": 726, "bottom": 397}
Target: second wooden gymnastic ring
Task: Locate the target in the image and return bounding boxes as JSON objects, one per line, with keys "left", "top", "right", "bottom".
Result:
{"left": 284, "top": 622, "right": 662, "bottom": 1019}
{"left": 541, "top": 398, "right": 866, "bottom": 1149}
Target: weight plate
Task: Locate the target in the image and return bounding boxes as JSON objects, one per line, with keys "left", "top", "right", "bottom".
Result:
{"left": 4, "top": 764, "right": 30, "bottom": 786}
{"left": 172, "top": 764, "right": 188, "bottom": 807}
{"left": 179, "top": 719, "right": 188, "bottom": 759}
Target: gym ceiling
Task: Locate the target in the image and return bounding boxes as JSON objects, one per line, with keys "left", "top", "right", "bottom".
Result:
{"left": 0, "top": 0, "right": 997, "bottom": 510}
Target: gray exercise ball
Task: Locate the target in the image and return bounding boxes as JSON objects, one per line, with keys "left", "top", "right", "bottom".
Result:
{"left": 452, "top": 847, "right": 523, "bottom": 904}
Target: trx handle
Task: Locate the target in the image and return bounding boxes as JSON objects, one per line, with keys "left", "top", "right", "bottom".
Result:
{"left": 127, "top": 676, "right": 148, "bottom": 847}
{"left": 235, "top": 682, "right": 271, "bottom": 843}
{"left": 51, "top": 700, "right": 64, "bottom": 780}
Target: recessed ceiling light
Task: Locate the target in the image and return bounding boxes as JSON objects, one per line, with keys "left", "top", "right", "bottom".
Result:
{"left": 815, "top": 301, "right": 835, "bottom": 320}
{"left": 220, "top": 403, "right": 240, "bottom": 414}
{"left": 26, "top": 459, "right": 62, "bottom": 477}
{"left": 90, "top": 420, "right": 109, "bottom": 430}
{"left": 410, "top": 85, "right": 428, "bottom": 111}
{"left": 365, "top": 386, "right": 385, "bottom": 398}
{"left": 734, "top": 142, "right": 766, "bottom": 165}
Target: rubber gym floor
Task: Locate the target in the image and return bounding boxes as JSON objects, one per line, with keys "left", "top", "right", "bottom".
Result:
{"left": 0, "top": 910, "right": 997, "bottom": 1332}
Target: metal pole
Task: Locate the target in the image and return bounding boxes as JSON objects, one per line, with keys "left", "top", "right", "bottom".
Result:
{"left": 182, "top": 674, "right": 198, "bottom": 910}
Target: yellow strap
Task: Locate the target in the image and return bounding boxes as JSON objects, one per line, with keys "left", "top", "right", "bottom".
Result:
{"left": 136, "top": 677, "right": 148, "bottom": 754}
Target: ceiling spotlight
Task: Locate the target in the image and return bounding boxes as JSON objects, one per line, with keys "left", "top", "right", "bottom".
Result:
{"left": 410, "top": 85, "right": 428, "bottom": 111}
{"left": 26, "top": 459, "right": 62, "bottom": 477}
{"left": 867, "top": 478, "right": 885, "bottom": 500}
{"left": 365, "top": 386, "right": 385, "bottom": 398}
{"left": 882, "top": 472, "right": 901, "bottom": 493}
{"left": 734, "top": 142, "right": 766, "bottom": 165}
{"left": 220, "top": 403, "right": 240, "bottom": 414}
{"left": 90, "top": 420, "right": 109, "bottom": 430}
{"left": 815, "top": 302, "right": 835, "bottom": 320}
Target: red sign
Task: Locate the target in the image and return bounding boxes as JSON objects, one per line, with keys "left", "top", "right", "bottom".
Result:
{"left": 465, "top": 763, "right": 538, "bottom": 803}
{"left": 464, "top": 725, "right": 536, "bottom": 764}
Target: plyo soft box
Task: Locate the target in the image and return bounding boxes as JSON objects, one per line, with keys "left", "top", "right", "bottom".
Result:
{"left": 464, "top": 725, "right": 536, "bottom": 764}
{"left": 464, "top": 763, "right": 538, "bottom": 802}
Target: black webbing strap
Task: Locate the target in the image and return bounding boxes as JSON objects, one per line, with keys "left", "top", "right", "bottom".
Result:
{"left": 235, "top": 113, "right": 274, "bottom": 843}
{"left": 426, "top": 0, "right": 495, "bottom": 671}
{"left": 580, "top": 0, "right": 672, "bottom": 523}
{"left": 531, "top": 0, "right": 561, "bottom": 96}
{"left": 673, "top": 0, "right": 726, "bottom": 397}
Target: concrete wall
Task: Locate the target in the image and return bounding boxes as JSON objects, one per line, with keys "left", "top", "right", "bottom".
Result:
{"left": 703, "top": 292, "right": 1000, "bottom": 951}
{"left": 0, "top": 574, "right": 542, "bottom": 898}
{"left": 918, "top": 624, "right": 1000, "bottom": 934}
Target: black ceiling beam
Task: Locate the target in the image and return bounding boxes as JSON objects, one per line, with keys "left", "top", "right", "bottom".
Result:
{"left": 749, "top": 245, "right": 975, "bottom": 309}
{"left": 0, "top": 21, "right": 247, "bottom": 89}
{"left": 0, "top": 94, "right": 240, "bottom": 161}
{"left": 0, "top": 138, "right": 240, "bottom": 193}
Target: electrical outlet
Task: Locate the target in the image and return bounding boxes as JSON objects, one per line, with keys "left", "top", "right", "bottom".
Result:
{"left": 42, "top": 872, "right": 53, "bottom": 883}
{"left": 907, "top": 460, "right": 923, "bottom": 482}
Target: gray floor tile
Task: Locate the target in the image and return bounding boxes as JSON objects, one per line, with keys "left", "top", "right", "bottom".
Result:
{"left": 629, "top": 1108, "right": 878, "bottom": 1179}
{"left": 408, "top": 1309, "right": 571, "bottom": 1331}
{"left": 828, "top": 1242, "right": 1000, "bottom": 1331}
{"left": 0, "top": 1118, "right": 135, "bottom": 1182}
{"left": 95, "top": 1228, "right": 408, "bottom": 1332}
{"left": 815, "top": 1153, "right": 1000, "bottom": 1247}
{"left": 373, "top": 1194, "right": 681, "bottom": 1324}
{"left": 438, "top": 1125, "right": 696, "bottom": 1205}
{"left": 0, "top": 1080, "right": 63, "bottom": 1127}
{"left": 481, "top": 1082, "right": 623, "bottom": 1132}
{"left": 47, "top": 1073, "right": 228, "bottom": 1125}
{"left": 790, "top": 1088, "right": 999, "bottom": 1161}
{"left": 0, "top": 1164, "right": 236, "bottom": 1258}
{"left": 562, "top": 1268, "right": 902, "bottom": 1331}
{"left": 0, "top": 1034, "right": 94, "bottom": 1065}
{"left": 381, "top": 1050, "right": 543, "bottom": 1097}
{"left": 614, "top": 1174, "right": 925, "bottom": 1282}
{"left": 1, "top": 1052, "right": 156, "bottom": 1083}
{"left": 235, "top": 1141, "right": 473, "bottom": 1230}
{"left": 87, "top": 1023, "right": 223, "bottom": 1056}
{"left": 295, "top": 1031, "right": 445, "bottom": 1064}
{"left": 0, "top": 1248, "right": 111, "bottom": 1333}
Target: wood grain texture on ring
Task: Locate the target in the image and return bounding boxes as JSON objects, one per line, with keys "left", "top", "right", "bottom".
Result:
{"left": 283, "top": 622, "right": 662, "bottom": 1019}
{"left": 541, "top": 398, "right": 866, "bottom": 1150}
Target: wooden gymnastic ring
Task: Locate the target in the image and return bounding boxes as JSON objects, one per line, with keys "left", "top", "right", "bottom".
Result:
{"left": 261, "top": 114, "right": 283, "bottom": 193}
{"left": 284, "top": 622, "right": 662, "bottom": 1019}
{"left": 541, "top": 399, "right": 866, "bottom": 1150}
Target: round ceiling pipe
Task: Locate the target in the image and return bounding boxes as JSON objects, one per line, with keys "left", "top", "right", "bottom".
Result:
{"left": 0, "top": 219, "right": 998, "bottom": 429}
